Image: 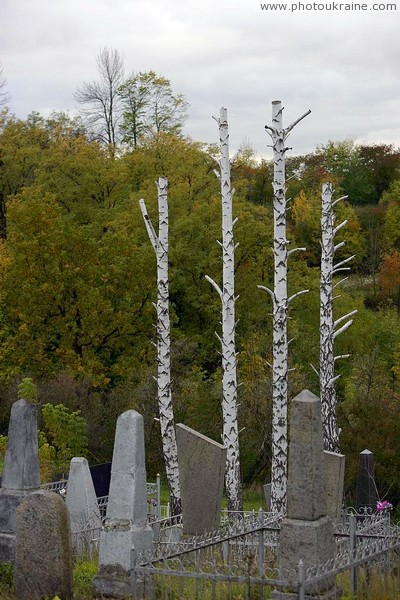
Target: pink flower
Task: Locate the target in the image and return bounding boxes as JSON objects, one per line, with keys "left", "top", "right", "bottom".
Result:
{"left": 376, "top": 500, "right": 393, "bottom": 512}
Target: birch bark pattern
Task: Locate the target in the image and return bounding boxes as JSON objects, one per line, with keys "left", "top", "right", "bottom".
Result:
{"left": 320, "top": 182, "right": 356, "bottom": 453}
{"left": 139, "top": 177, "right": 181, "bottom": 515}
{"left": 205, "top": 107, "right": 242, "bottom": 512}
{"left": 261, "top": 101, "right": 310, "bottom": 515}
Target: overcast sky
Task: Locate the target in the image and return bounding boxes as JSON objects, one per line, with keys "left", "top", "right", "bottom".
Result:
{"left": 1, "top": 0, "right": 400, "bottom": 158}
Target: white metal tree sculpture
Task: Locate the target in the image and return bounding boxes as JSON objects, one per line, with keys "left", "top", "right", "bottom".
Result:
{"left": 258, "top": 101, "right": 310, "bottom": 515}
{"left": 320, "top": 182, "right": 357, "bottom": 452}
{"left": 139, "top": 177, "right": 181, "bottom": 515}
{"left": 205, "top": 107, "right": 242, "bottom": 512}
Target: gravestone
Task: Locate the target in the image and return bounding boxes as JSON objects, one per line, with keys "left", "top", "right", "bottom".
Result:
{"left": 263, "top": 483, "right": 271, "bottom": 512}
{"left": 176, "top": 423, "right": 227, "bottom": 535}
{"left": 0, "top": 399, "right": 40, "bottom": 563}
{"left": 66, "top": 457, "right": 101, "bottom": 554}
{"left": 324, "top": 450, "right": 345, "bottom": 519}
{"left": 356, "top": 449, "right": 378, "bottom": 512}
{"left": 14, "top": 490, "right": 73, "bottom": 599}
{"left": 272, "top": 390, "right": 335, "bottom": 599}
{"left": 93, "top": 410, "right": 153, "bottom": 598}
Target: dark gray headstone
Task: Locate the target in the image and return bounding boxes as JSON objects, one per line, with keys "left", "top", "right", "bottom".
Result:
{"left": 14, "top": 490, "right": 73, "bottom": 600}
{"left": 263, "top": 483, "right": 271, "bottom": 512}
{"left": 0, "top": 399, "right": 40, "bottom": 563}
{"left": 356, "top": 449, "right": 378, "bottom": 512}
{"left": 324, "top": 450, "right": 345, "bottom": 519}
{"left": 176, "top": 423, "right": 226, "bottom": 535}
{"left": 2, "top": 399, "right": 40, "bottom": 490}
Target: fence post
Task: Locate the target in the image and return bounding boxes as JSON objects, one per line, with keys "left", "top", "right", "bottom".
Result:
{"left": 258, "top": 508, "right": 265, "bottom": 576}
{"left": 156, "top": 473, "right": 161, "bottom": 520}
{"left": 349, "top": 512, "right": 358, "bottom": 596}
{"left": 298, "top": 559, "right": 305, "bottom": 600}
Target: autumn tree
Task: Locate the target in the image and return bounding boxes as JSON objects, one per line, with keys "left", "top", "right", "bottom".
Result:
{"left": 0, "top": 64, "right": 10, "bottom": 107}
{"left": 75, "top": 47, "right": 124, "bottom": 149}
{"left": 118, "top": 71, "right": 189, "bottom": 148}
{"left": 378, "top": 250, "right": 400, "bottom": 313}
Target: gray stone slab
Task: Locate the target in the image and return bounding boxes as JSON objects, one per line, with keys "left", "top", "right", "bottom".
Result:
{"left": 66, "top": 457, "right": 101, "bottom": 531}
{"left": 14, "top": 490, "right": 73, "bottom": 600}
{"left": 0, "top": 399, "right": 40, "bottom": 563}
{"left": 287, "top": 390, "right": 327, "bottom": 521}
{"left": 356, "top": 449, "right": 378, "bottom": 512}
{"left": 273, "top": 390, "right": 335, "bottom": 598}
{"left": 323, "top": 451, "right": 345, "bottom": 519}
{"left": 2, "top": 399, "right": 40, "bottom": 490}
{"left": 263, "top": 483, "right": 271, "bottom": 511}
{"left": 94, "top": 410, "right": 153, "bottom": 598}
{"left": 176, "top": 423, "right": 227, "bottom": 535}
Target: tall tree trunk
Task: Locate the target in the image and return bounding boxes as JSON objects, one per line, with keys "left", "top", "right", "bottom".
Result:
{"left": 206, "top": 107, "right": 242, "bottom": 513}
{"left": 320, "top": 182, "right": 356, "bottom": 452}
{"left": 260, "top": 101, "right": 310, "bottom": 514}
{"left": 140, "top": 177, "right": 181, "bottom": 515}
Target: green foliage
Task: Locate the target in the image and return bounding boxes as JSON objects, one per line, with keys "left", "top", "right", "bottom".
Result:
{"left": 41, "top": 403, "right": 88, "bottom": 475}
{"left": 17, "top": 377, "right": 38, "bottom": 403}
{"left": 0, "top": 435, "right": 7, "bottom": 474}
{"left": 73, "top": 559, "right": 98, "bottom": 597}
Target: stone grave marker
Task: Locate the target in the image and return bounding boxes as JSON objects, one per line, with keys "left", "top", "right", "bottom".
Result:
{"left": 263, "top": 483, "right": 271, "bottom": 512}
{"left": 14, "top": 490, "right": 73, "bottom": 600}
{"left": 324, "top": 450, "right": 345, "bottom": 519}
{"left": 66, "top": 457, "right": 101, "bottom": 554}
{"left": 176, "top": 423, "right": 226, "bottom": 535}
{"left": 0, "top": 399, "right": 40, "bottom": 563}
{"left": 93, "top": 409, "right": 153, "bottom": 598}
{"left": 356, "top": 449, "right": 378, "bottom": 512}
{"left": 272, "top": 389, "right": 335, "bottom": 599}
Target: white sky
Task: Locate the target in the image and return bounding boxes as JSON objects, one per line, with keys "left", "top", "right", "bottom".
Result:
{"left": 1, "top": 0, "right": 400, "bottom": 158}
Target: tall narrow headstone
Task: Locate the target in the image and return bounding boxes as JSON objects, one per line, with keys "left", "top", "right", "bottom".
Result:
{"left": 14, "top": 490, "right": 73, "bottom": 599}
{"left": 0, "top": 399, "right": 40, "bottom": 563}
{"left": 93, "top": 410, "right": 153, "bottom": 598}
{"left": 324, "top": 450, "right": 345, "bottom": 519}
{"left": 176, "top": 423, "right": 227, "bottom": 535}
{"left": 272, "top": 390, "right": 335, "bottom": 599}
{"left": 356, "top": 449, "right": 378, "bottom": 512}
{"left": 66, "top": 457, "right": 101, "bottom": 554}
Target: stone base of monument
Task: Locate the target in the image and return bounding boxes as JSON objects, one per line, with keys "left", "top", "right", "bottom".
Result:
{"left": 0, "top": 489, "right": 36, "bottom": 563}
{"left": 93, "top": 522, "right": 153, "bottom": 598}
{"left": 274, "top": 516, "right": 336, "bottom": 597}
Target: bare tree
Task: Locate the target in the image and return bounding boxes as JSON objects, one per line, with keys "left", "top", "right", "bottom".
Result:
{"left": 206, "top": 107, "right": 242, "bottom": 513}
{"left": 0, "top": 64, "right": 10, "bottom": 107}
{"left": 320, "top": 182, "right": 356, "bottom": 452}
{"left": 74, "top": 47, "right": 124, "bottom": 149}
{"left": 139, "top": 177, "right": 181, "bottom": 516}
{"left": 258, "top": 101, "right": 310, "bottom": 515}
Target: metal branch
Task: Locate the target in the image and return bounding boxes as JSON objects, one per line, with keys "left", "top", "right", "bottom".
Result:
{"left": 288, "top": 288, "right": 309, "bottom": 305}
{"left": 334, "top": 310, "right": 358, "bottom": 329}
{"left": 333, "top": 319, "right": 354, "bottom": 340}
{"left": 139, "top": 199, "right": 158, "bottom": 252}
{"left": 205, "top": 275, "right": 223, "bottom": 300}
{"left": 284, "top": 109, "right": 312, "bottom": 137}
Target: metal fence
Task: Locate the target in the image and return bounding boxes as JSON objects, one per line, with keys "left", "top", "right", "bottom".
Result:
{"left": 132, "top": 508, "right": 399, "bottom": 599}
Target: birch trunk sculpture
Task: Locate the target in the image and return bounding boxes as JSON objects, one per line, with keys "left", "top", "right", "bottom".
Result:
{"left": 258, "top": 101, "right": 310, "bottom": 515}
{"left": 206, "top": 107, "right": 242, "bottom": 512}
{"left": 139, "top": 177, "right": 181, "bottom": 515}
{"left": 320, "top": 182, "right": 356, "bottom": 452}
